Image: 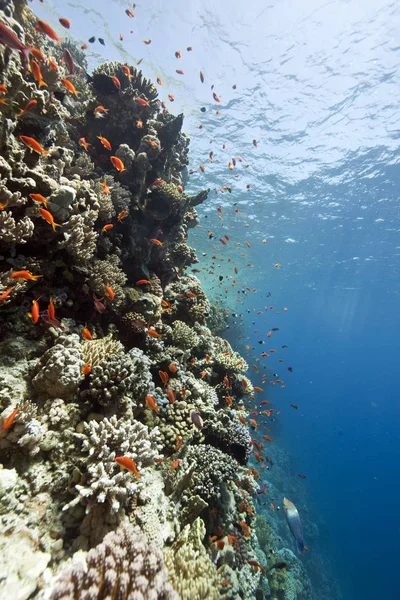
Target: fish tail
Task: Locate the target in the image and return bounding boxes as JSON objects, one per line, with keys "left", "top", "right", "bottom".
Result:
{"left": 38, "top": 80, "right": 48, "bottom": 88}
{"left": 32, "top": 275, "right": 43, "bottom": 280}
{"left": 52, "top": 222, "right": 61, "bottom": 232}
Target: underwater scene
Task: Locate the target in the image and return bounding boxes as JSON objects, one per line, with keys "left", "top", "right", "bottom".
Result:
{"left": 0, "top": 0, "right": 399, "bottom": 599}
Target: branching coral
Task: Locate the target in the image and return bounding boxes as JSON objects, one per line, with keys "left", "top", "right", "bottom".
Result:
{"left": 64, "top": 416, "right": 162, "bottom": 516}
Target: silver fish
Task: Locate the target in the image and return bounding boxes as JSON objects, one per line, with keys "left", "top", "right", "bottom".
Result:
{"left": 283, "top": 497, "right": 305, "bottom": 554}
{"left": 190, "top": 412, "right": 203, "bottom": 430}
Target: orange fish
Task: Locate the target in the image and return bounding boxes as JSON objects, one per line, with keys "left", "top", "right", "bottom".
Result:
{"left": 125, "top": 8, "right": 135, "bottom": 17}
{"left": 270, "top": 503, "right": 275, "bottom": 511}
{"left": 19, "top": 135, "right": 47, "bottom": 155}
{"left": 35, "top": 19, "right": 61, "bottom": 45}
{"left": 175, "top": 50, "right": 182, "bottom": 58}
{"left": 0, "top": 288, "right": 12, "bottom": 301}
{"left": 100, "top": 180, "right": 110, "bottom": 194}
{"left": 150, "top": 238, "right": 163, "bottom": 246}
{"left": 239, "top": 521, "right": 250, "bottom": 537}
{"left": 59, "top": 17, "right": 71, "bottom": 29}
{"left": 147, "top": 329, "right": 161, "bottom": 338}
{"left": 0, "top": 84, "right": 7, "bottom": 94}
{"left": 29, "top": 193, "right": 48, "bottom": 207}
{"left": 48, "top": 297, "right": 55, "bottom": 320}
{"left": 17, "top": 99, "right": 38, "bottom": 117}
{"left": 1, "top": 403, "right": 29, "bottom": 433}
{"left": 213, "top": 92, "right": 221, "bottom": 103}
{"left": 175, "top": 434, "right": 183, "bottom": 451}
{"left": 146, "top": 395, "right": 159, "bottom": 411}
{"left": 81, "top": 362, "right": 91, "bottom": 375}
{"left": 254, "top": 386, "right": 263, "bottom": 392}
{"left": 134, "top": 97, "right": 149, "bottom": 107}
{"left": 176, "top": 69, "right": 185, "bottom": 75}
{"left": 263, "top": 435, "right": 274, "bottom": 443}
{"left": 10, "top": 270, "right": 42, "bottom": 281}
{"left": 79, "top": 137, "right": 91, "bottom": 152}
{"left": 93, "top": 105, "right": 109, "bottom": 117}
{"left": 97, "top": 135, "right": 111, "bottom": 151}
{"left": 260, "top": 400, "right": 271, "bottom": 405}
{"left": 238, "top": 415, "right": 245, "bottom": 425}
{"left": 110, "top": 156, "right": 126, "bottom": 171}
{"left": 159, "top": 370, "right": 169, "bottom": 386}
{"left": 168, "top": 94, "right": 175, "bottom": 102}
{"left": 60, "top": 78, "right": 80, "bottom": 96}
{"left": 111, "top": 75, "right": 121, "bottom": 89}
{"left": 122, "top": 65, "right": 132, "bottom": 80}
{"left": 170, "top": 459, "right": 179, "bottom": 470}
{"left": 168, "top": 363, "right": 178, "bottom": 373}
{"left": 38, "top": 207, "right": 61, "bottom": 231}
{"left": 104, "top": 285, "right": 115, "bottom": 301}
{"left": 166, "top": 389, "right": 176, "bottom": 404}
{"left": 47, "top": 57, "right": 59, "bottom": 72}
{"left": 82, "top": 326, "right": 92, "bottom": 340}
{"left": 261, "top": 352, "right": 269, "bottom": 358}
{"left": 116, "top": 210, "right": 128, "bottom": 223}
{"left": 136, "top": 279, "right": 150, "bottom": 285}
{"left": 249, "top": 418, "right": 258, "bottom": 430}
{"left": 115, "top": 456, "right": 140, "bottom": 479}
{"left": 136, "top": 119, "right": 143, "bottom": 128}
{"left": 225, "top": 396, "right": 233, "bottom": 406}
{"left": 224, "top": 376, "right": 230, "bottom": 388}
{"left": 101, "top": 224, "right": 113, "bottom": 233}
{"left": 28, "top": 297, "right": 40, "bottom": 324}
{"left": 274, "top": 263, "right": 281, "bottom": 268}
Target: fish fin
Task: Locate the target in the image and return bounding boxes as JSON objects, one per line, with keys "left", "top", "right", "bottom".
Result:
{"left": 39, "top": 80, "right": 48, "bottom": 88}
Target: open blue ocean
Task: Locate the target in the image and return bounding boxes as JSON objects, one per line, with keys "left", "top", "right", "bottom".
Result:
{"left": 3, "top": 0, "right": 400, "bottom": 598}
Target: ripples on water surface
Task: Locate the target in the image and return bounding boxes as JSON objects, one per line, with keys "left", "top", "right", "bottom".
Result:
{"left": 35, "top": 1, "right": 400, "bottom": 598}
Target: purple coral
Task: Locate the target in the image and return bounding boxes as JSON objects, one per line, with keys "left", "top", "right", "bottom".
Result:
{"left": 50, "top": 520, "right": 179, "bottom": 600}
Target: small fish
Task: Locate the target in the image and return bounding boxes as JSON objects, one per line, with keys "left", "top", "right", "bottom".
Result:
{"left": 168, "top": 363, "right": 177, "bottom": 373}
{"left": 1, "top": 403, "right": 29, "bottom": 433}
{"left": 213, "top": 92, "right": 221, "bottom": 103}
{"left": 146, "top": 395, "right": 159, "bottom": 412}
{"left": 29, "top": 193, "right": 48, "bottom": 207}
{"left": 79, "top": 137, "right": 91, "bottom": 152}
{"left": 48, "top": 57, "right": 59, "bottom": 72}
{"left": 38, "top": 207, "right": 61, "bottom": 231}
{"left": 157, "top": 77, "right": 163, "bottom": 86}
{"left": 298, "top": 474, "right": 307, "bottom": 479}
{"left": 125, "top": 8, "right": 135, "bottom": 17}
{"left": 117, "top": 210, "right": 128, "bottom": 223}
{"left": 136, "top": 279, "right": 151, "bottom": 285}
{"left": 97, "top": 135, "right": 111, "bottom": 151}
{"left": 93, "top": 105, "right": 109, "bottom": 117}
{"left": 93, "top": 294, "right": 106, "bottom": 313}
{"left": 0, "top": 288, "right": 12, "bottom": 301}
{"left": 115, "top": 456, "right": 140, "bottom": 479}
{"left": 100, "top": 180, "right": 110, "bottom": 194}
{"left": 159, "top": 370, "right": 169, "bottom": 386}
{"left": 288, "top": 366, "right": 293, "bottom": 372}
{"left": 239, "top": 521, "right": 250, "bottom": 537}
{"left": 263, "top": 435, "right": 274, "bottom": 443}
{"left": 98, "top": 38, "right": 106, "bottom": 46}
{"left": 82, "top": 325, "right": 93, "bottom": 340}
{"left": 81, "top": 44, "right": 88, "bottom": 49}
{"left": 175, "top": 50, "right": 182, "bottom": 58}
{"left": 17, "top": 99, "right": 38, "bottom": 117}
{"left": 60, "top": 78, "right": 80, "bottom": 96}
{"left": 110, "top": 156, "right": 126, "bottom": 171}
{"left": 290, "top": 404, "right": 299, "bottom": 410}
{"left": 191, "top": 411, "right": 204, "bottom": 430}
{"left": 270, "top": 503, "right": 275, "bottom": 511}
{"left": 283, "top": 497, "right": 305, "bottom": 554}
{"left": 146, "top": 329, "right": 161, "bottom": 338}
{"left": 175, "top": 434, "right": 183, "bottom": 451}
{"left": 150, "top": 238, "right": 163, "bottom": 246}
{"left": 133, "top": 97, "right": 149, "bottom": 107}
{"left": 0, "top": 21, "right": 30, "bottom": 67}
{"left": 28, "top": 297, "right": 40, "bottom": 324}
{"left": 111, "top": 75, "right": 121, "bottom": 89}
{"left": 136, "top": 119, "right": 143, "bottom": 128}
{"left": 168, "top": 94, "right": 175, "bottom": 102}
{"left": 176, "top": 69, "right": 185, "bottom": 75}
{"left": 142, "top": 39, "right": 151, "bottom": 45}
{"left": 58, "top": 17, "right": 71, "bottom": 29}
{"left": 254, "top": 386, "right": 263, "bottom": 392}
{"left": 62, "top": 48, "right": 74, "bottom": 75}
{"left": 104, "top": 285, "right": 115, "bottom": 301}
{"left": 101, "top": 223, "right": 113, "bottom": 234}
{"left": 122, "top": 65, "right": 132, "bottom": 80}
{"left": 81, "top": 362, "right": 91, "bottom": 376}
{"left": 35, "top": 20, "right": 62, "bottom": 45}
{"left": 253, "top": 139, "right": 257, "bottom": 147}
{"left": 10, "top": 270, "right": 42, "bottom": 281}
{"left": 88, "top": 36, "right": 96, "bottom": 43}
{"left": 166, "top": 389, "right": 176, "bottom": 404}
{"left": 19, "top": 135, "right": 47, "bottom": 155}
{"left": 47, "top": 297, "right": 55, "bottom": 320}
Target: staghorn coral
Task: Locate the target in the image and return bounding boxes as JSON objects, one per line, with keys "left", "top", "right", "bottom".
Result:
{"left": 164, "top": 517, "right": 222, "bottom": 600}
{"left": 64, "top": 416, "right": 162, "bottom": 516}
{"left": 50, "top": 520, "right": 179, "bottom": 600}
{"left": 0, "top": 209, "right": 34, "bottom": 244}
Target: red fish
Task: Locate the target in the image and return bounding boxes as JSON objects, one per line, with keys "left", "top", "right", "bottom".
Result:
{"left": 104, "top": 285, "right": 115, "bottom": 300}
{"left": 59, "top": 18, "right": 71, "bottom": 29}
{"left": 38, "top": 207, "right": 61, "bottom": 231}
{"left": 115, "top": 456, "right": 140, "bottom": 479}
{"left": 111, "top": 75, "right": 121, "bottom": 89}
{"left": 62, "top": 48, "right": 75, "bottom": 75}
{"left": 60, "top": 78, "right": 80, "bottom": 96}
{"left": 29, "top": 193, "right": 48, "bottom": 207}
{"left": 82, "top": 326, "right": 92, "bottom": 340}
{"left": 47, "top": 297, "right": 55, "bottom": 320}
{"left": 1, "top": 403, "right": 29, "bottom": 433}
{"left": 28, "top": 297, "right": 40, "bottom": 324}
{"left": 110, "top": 156, "right": 126, "bottom": 171}
{"left": 19, "top": 135, "right": 47, "bottom": 155}
{"left": 35, "top": 20, "right": 61, "bottom": 45}
{"left": 17, "top": 99, "right": 38, "bottom": 117}
{"left": 10, "top": 270, "right": 42, "bottom": 281}
{"left": 133, "top": 97, "right": 149, "bottom": 107}
{"left": 97, "top": 135, "right": 111, "bottom": 151}
{"left": 0, "top": 21, "right": 30, "bottom": 68}
{"left": 0, "top": 288, "right": 12, "bottom": 301}
{"left": 101, "top": 224, "right": 113, "bottom": 233}
{"left": 159, "top": 370, "right": 169, "bottom": 386}
{"left": 145, "top": 395, "right": 159, "bottom": 412}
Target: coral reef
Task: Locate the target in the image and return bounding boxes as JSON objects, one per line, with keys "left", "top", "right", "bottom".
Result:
{"left": 0, "top": 3, "right": 313, "bottom": 600}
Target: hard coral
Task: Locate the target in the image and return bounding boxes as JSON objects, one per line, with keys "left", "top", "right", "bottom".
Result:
{"left": 50, "top": 520, "right": 179, "bottom": 600}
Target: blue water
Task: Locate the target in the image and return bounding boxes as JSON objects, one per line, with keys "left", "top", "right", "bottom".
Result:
{"left": 35, "top": 0, "right": 400, "bottom": 597}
